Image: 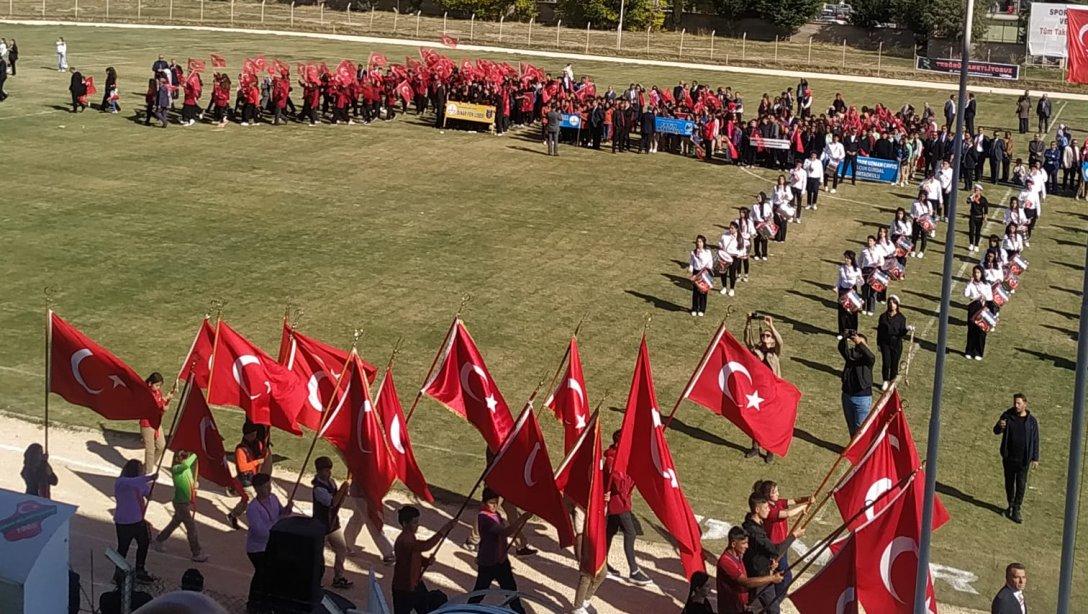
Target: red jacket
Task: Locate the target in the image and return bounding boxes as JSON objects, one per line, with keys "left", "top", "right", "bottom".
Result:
{"left": 604, "top": 445, "right": 634, "bottom": 515}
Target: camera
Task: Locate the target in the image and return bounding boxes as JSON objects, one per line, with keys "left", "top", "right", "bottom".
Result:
{"left": 844, "top": 329, "right": 857, "bottom": 338}
{"left": 749, "top": 311, "right": 766, "bottom": 320}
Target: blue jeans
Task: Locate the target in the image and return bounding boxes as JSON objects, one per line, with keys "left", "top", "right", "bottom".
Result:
{"left": 842, "top": 393, "right": 873, "bottom": 436}
{"left": 772, "top": 553, "right": 792, "bottom": 601}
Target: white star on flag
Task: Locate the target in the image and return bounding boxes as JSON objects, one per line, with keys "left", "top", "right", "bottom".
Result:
{"left": 108, "top": 375, "right": 127, "bottom": 389}
{"left": 485, "top": 394, "right": 498, "bottom": 413}
{"left": 574, "top": 413, "right": 587, "bottom": 429}
{"left": 745, "top": 390, "right": 764, "bottom": 411}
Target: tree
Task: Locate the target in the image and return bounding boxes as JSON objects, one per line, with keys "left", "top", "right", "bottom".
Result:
{"left": 710, "top": 0, "right": 746, "bottom": 20}
{"left": 437, "top": 0, "right": 536, "bottom": 21}
{"left": 556, "top": 0, "right": 667, "bottom": 30}
{"left": 921, "top": 0, "right": 988, "bottom": 44}
{"left": 754, "top": 0, "right": 822, "bottom": 34}
{"left": 849, "top": 0, "right": 896, "bottom": 28}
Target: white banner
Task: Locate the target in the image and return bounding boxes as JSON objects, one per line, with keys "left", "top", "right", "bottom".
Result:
{"left": 1028, "top": 3, "right": 1072, "bottom": 58}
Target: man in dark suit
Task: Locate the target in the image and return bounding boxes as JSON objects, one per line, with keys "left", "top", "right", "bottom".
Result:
{"left": 991, "top": 562, "right": 1027, "bottom": 614}
{"left": 943, "top": 94, "right": 956, "bottom": 129}
{"left": 990, "top": 130, "right": 1007, "bottom": 184}
{"left": 993, "top": 393, "right": 1040, "bottom": 524}
{"left": 964, "top": 92, "right": 977, "bottom": 135}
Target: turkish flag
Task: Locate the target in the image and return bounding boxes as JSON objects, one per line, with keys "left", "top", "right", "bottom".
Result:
{"left": 545, "top": 338, "right": 591, "bottom": 453}
{"left": 441, "top": 35, "right": 458, "bottom": 48}
{"left": 278, "top": 323, "right": 376, "bottom": 431}
{"left": 369, "top": 52, "right": 388, "bottom": 67}
{"left": 48, "top": 312, "right": 162, "bottom": 428}
{"left": 320, "top": 353, "right": 397, "bottom": 522}
{"left": 554, "top": 417, "right": 607, "bottom": 575}
{"left": 853, "top": 474, "right": 940, "bottom": 614}
{"left": 188, "top": 58, "right": 206, "bottom": 74}
{"left": 684, "top": 326, "right": 801, "bottom": 456}
{"left": 613, "top": 338, "right": 705, "bottom": 580}
{"left": 843, "top": 390, "right": 902, "bottom": 465}
{"left": 242, "top": 58, "right": 259, "bottom": 76}
{"left": 838, "top": 405, "right": 949, "bottom": 533}
{"left": 207, "top": 321, "right": 305, "bottom": 436}
{"left": 395, "top": 80, "right": 413, "bottom": 103}
{"left": 1067, "top": 9, "right": 1088, "bottom": 84}
{"left": 484, "top": 407, "right": 575, "bottom": 548}
{"left": 178, "top": 318, "right": 215, "bottom": 389}
{"left": 84, "top": 77, "right": 97, "bottom": 96}
{"left": 210, "top": 53, "right": 226, "bottom": 68}
{"left": 168, "top": 382, "right": 244, "bottom": 493}
{"left": 788, "top": 534, "right": 859, "bottom": 614}
{"left": 421, "top": 320, "right": 515, "bottom": 452}
{"left": 336, "top": 59, "right": 357, "bottom": 84}
{"left": 375, "top": 368, "right": 434, "bottom": 503}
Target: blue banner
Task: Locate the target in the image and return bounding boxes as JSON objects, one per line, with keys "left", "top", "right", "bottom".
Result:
{"left": 855, "top": 156, "right": 899, "bottom": 184}
{"left": 655, "top": 117, "right": 695, "bottom": 136}
{"left": 560, "top": 114, "right": 583, "bottom": 129}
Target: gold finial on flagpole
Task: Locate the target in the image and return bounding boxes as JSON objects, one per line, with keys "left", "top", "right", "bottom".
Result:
{"left": 572, "top": 311, "right": 589, "bottom": 339}
{"left": 43, "top": 286, "right": 56, "bottom": 309}
{"left": 455, "top": 293, "right": 471, "bottom": 319}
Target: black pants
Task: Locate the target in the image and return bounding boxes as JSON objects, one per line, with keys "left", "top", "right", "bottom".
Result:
{"left": 1003, "top": 460, "right": 1029, "bottom": 510}
{"left": 720, "top": 260, "right": 737, "bottom": 290}
{"left": 990, "top": 158, "right": 1001, "bottom": 183}
{"left": 968, "top": 216, "right": 984, "bottom": 247}
{"left": 753, "top": 235, "right": 769, "bottom": 258}
{"left": 841, "top": 155, "right": 858, "bottom": 184}
{"left": 966, "top": 304, "right": 988, "bottom": 357}
{"left": 861, "top": 268, "right": 876, "bottom": 313}
{"left": 791, "top": 188, "right": 803, "bottom": 217}
{"left": 1019, "top": 117, "right": 1028, "bottom": 134}
{"left": 470, "top": 560, "right": 524, "bottom": 613}
{"left": 805, "top": 178, "right": 820, "bottom": 205}
{"left": 393, "top": 582, "right": 445, "bottom": 614}
{"left": 911, "top": 224, "right": 928, "bottom": 254}
{"left": 182, "top": 103, "right": 200, "bottom": 122}
{"left": 115, "top": 521, "right": 150, "bottom": 571}
{"left": 242, "top": 103, "right": 258, "bottom": 123}
{"left": 774, "top": 213, "right": 788, "bottom": 242}
{"left": 1063, "top": 167, "right": 1076, "bottom": 192}
{"left": 606, "top": 512, "right": 639, "bottom": 574}
{"left": 823, "top": 167, "right": 839, "bottom": 189}
{"left": 879, "top": 342, "right": 902, "bottom": 382}
{"left": 837, "top": 289, "right": 858, "bottom": 336}
{"left": 8, "top": 58, "right": 14, "bottom": 74}
{"left": 691, "top": 284, "right": 708, "bottom": 313}
{"left": 1002, "top": 158, "right": 1010, "bottom": 182}
{"left": 143, "top": 102, "right": 154, "bottom": 125}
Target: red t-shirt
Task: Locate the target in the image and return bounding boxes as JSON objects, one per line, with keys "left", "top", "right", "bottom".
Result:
{"left": 765, "top": 499, "right": 789, "bottom": 544}
{"left": 140, "top": 388, "right": 167, "bottom": 429}
{"left": 716, "top": 550, "right": 749, "bottom": 614}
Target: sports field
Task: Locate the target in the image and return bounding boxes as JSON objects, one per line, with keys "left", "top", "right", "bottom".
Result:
{"left": 1, "top": 22, "right": 1086, "bottom": 611}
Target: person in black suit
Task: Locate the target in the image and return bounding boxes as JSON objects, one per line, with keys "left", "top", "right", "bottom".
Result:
{"left": 943, "top": 94, "right": 956, "bottom": 129}
{"left": 993, "top": 394, "right": 1040, "bottom": 524}
{"left": 964, "top": 92, "right": 977, "bottom": 135}
{"left": 990, "top": 130, "right": 1007, "bottom": 184}
{"left": 991, "top": 562, "right": 1028, "bottom": 614}
{"left": 639, "top": 105, "right": 656, "bottom": 154}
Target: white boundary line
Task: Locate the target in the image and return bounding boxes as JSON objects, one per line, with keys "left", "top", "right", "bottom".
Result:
{"left": 4, "top": 18, "right": 1088, "bottom": 101}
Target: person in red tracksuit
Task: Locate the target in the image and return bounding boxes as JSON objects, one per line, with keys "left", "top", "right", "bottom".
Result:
{"left": 241, "top": 78, "right": 260, "bottom": 125}
{"left": 181, "top": 72, "right": 202, "bottom": 125}
{"left": 211, "top": 74, "right": 231, "bottom": 127}
{"left": 604, "top": 430, "right": 653, "bottom": 586}
{"left": 272, "top": 75, "right": 289, "bottom": 125}
{"left": 300, "top": 78, "right": 320, "bottom": 125}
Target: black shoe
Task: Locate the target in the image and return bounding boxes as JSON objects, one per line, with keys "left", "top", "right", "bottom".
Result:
{"left": 228, "top": 513, "right": 240, "bottom": 530}
{"left": 763, "top": 452, "right": 775, "bottom": 464}
{"left": 135, "top": 570, "right": 158, "bottom": 584}
{"left": 744, "top": 447, "right": 760, "bottom": 459}
{"left": 1004, "top": 507, "right": 1013, "bottom": 519}
{"left": 514, "top": 546, "right": 538, "bottom": 557}
{"left": 1012, "top": 508, "right": 1023, "bottom": 524}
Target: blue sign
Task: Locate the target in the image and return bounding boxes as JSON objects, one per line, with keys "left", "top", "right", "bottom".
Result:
{"left": 560, "top": 114, "right": 583, "bottom": 129}
{"left": 855, "top": 156, "right": 899, "bottom": 184}
{"left": 655, "top": 117, "right": 695, "bottom": 136}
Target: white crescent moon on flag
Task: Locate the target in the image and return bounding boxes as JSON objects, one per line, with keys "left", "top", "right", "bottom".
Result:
{"left": 523, "top": 442, "right": 541, "bottom": 487}
{"left": 568, "top": 378, "right": 585, "bottom": 407}
{"left": 864, "top": 478, "right": 895, "bottom": 521}
{"left": 389, "top": 415, "right": 406, "bottom": 454}
{"left": 357, "top": 399, "right": 373, "bottom": 453}
{"left": 307, "top": 372, "right": 329, "bottom": 412}
{"left": 317, "top": 382, "right": 351, "bottom": 439}
{"left": 880, "top": 536, "right": 918, "bottom": 603}
{"left": 70, "top": 348, "right": 101, "bottom": 395}
{"left": 459, "top": 363, "right": 489, "bottom": 402}
{"left": 835, "top": 587, "right": 856, "bottom": 614}
{"left": 232, "top": 355, "right": 265, "bottom": 400}
{"left": 1079, "top": 22, "right": 1088, "bottom": 46}
{"left": 718, "top": 361, "right": 753, "bottom": 404}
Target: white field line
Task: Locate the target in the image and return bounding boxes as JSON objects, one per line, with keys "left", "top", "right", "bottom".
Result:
{"left": 3, "top": 18, "right": 1088, "bottom": 102}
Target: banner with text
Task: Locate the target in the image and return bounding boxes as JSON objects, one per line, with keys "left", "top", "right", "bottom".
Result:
{"left": 855, "top": 156, "right": 899, "bottom": 184}
{"left": 916, "top": 56, "right": 1021, "bottom": 80}
{"left": 1028, "top": 3, "right": 1072, "bottom": 57}
{"left": 655, "top": 117, "right": 695, "bottom": 136}
{"left": 444, "top": 101, "right": 496, "bottom": 125}
{"left": 560, "top": 114, "right": 583, "bottom": 129}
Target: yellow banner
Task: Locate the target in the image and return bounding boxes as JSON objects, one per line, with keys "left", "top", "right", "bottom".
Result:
{"left": 445, "top": 101, "right": 496, "bottom": 125}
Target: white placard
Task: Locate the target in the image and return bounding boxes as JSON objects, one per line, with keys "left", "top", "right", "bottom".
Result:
{"left": 1028, "top": 3, "right": 1072, "bottom": 58}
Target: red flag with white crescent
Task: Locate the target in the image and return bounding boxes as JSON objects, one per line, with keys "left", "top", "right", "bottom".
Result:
{"left": 484, "top": 406, "right": 575, "bottom": 548}
{"left": 421, "top": 319, "right": 515, "bottom": 452}
{"left": 48, "top": 312, "right": 162, "bottom": 428}
{"left": 320, "top": 354, "right": 397, "bottom": 523}
{"left": 369, "top": 52, "right": 388, "bottom": 67}
{"left": 441, "top": 34, "right": 459, "bottom": 48}
{"left": 554, "top": 417, "right": 607, "bottom": 575}
{"left": 187, "top": 58, "right": 206, "bottom": 74}
{"left": 375, "top": 368, "right": 434, "bottom": 503}
{"left": 167, "top": 383, "right": 245, "bottom": 493}
{"left": 178, "top": 317, "right": 215, "bottom": 389}
{"left": 613, "top": 337, "right": 705, "bottom": 580}
{"left": 207, "top": 321, "right": 305, "bottom": 436}
{"left": 1067, "top": 9, "right": 1088, "bottom": 84}
{"left": 842, "top": 391, "right": 902, "bottom": 466}
{"left": 545, "top": 337, "right": 591, "bottom": 453}
{"left": 788, "top": 535, "right": 859, "bottom": 614}
{"left": 210, "top": 53, "right": 226, "bottom": 68}
{"left": 684, "top": 326, "right": 801, "bottom": 456}
{"left": 278, "top": 323, "right": 376, "bottom": 431}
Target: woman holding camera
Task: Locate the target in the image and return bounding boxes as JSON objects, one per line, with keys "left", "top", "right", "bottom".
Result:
{"left": 744, "top": 314, "right": 783, "bottom": 462}
{"left": 964, "top": 265, "right": 995, "bottom": 361}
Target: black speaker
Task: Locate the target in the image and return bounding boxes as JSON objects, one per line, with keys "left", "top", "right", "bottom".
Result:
{"left": 263, "top": 516, "right": 327, "bottom": 612}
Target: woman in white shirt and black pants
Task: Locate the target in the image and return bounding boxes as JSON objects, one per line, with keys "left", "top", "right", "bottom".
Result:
{"left": 772, "top": 176, "right": 793, "bottom": 241}
{"left": 789, "top": 162, "right": 806, "bottom": 221}
{"left": 689, "top": 235, "right": 713, "bottom": 316}
{"left": 718, "top": 223, "right": 744, "bottom": 297}
{"left": 891, "top": 208, "right": 913, "bottom": 267}
{"left": 836, "top": 250, "right": 863, "bottom": 339}
{"left": 803, "top": 152, "right": 823, "bottom": 210}
{"left": 964, "top": 265, "right": 994, "bottom": 360}
{"left": 1001, "top": 223, "right": 1025, "bottom": 262}
{"left": 859, "top": 235, "right": 883, "bottom": 316}
{"left": 909, "top": 192, "right": 933, "bottom": 258}
{"left": 751, "top": 193, "right": 773, "bottom": 260}
{"left": 735, "top": 207, "right": 755, "bottom": 281}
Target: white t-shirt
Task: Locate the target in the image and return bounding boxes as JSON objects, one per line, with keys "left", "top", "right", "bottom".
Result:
{"left": 56, "top": 40, "right": 66, "bottom": 54}
{"left": 790, "top": 168, "right": 807, "bottom": 190}
{"left": 803, "top": 159, "right": 823, "bottom": 181}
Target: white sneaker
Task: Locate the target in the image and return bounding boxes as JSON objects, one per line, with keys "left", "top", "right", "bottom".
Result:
{"left": 698, "top": 312, "right": 705, "bottom": 317}
{"left": 975, "top": 355, "right": 983, "bottom": 361}
{"left": 573, "top": 608, "right": 590, "bottom": 614}
{"left": 728, "top": 289, "right": 735, "bottom": 297}
{"left": 830, "top": 188, "right": 837, "bottom": 193}
{"left": 719, "top": 288, "right": 728, "bottom": 295}
{"left": 965, "top": 354, "right": 974, "bottom": 360}
{"left": 240, "top": 122, "right": 249, "bottom": 126}
{"left": 836, "top": 335, "right": 844, "bottom": 340}
{"left": 929, "top": 231, "right": 936, "bottom": 238}
{"left": 1025, "top": 240, "right": 1030, "bottom": 247}
{"left": 691, "top": 311, "right": 697, "bottom": 317}
{"left": 918, "top": 252, "right": 925, "bottom": 258}
{"left": 881, "top": 381, "right": 890, "bottom": 391}
{"left": 813, "top": 205, "right": 818, "bottom": 210}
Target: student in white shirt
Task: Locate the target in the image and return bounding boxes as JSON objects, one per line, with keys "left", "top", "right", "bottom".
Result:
{"left": 735, "top": 208, "right": 755, "bottom": 281}
{"left": 56, "top": 37, "right": 68, "bottom": 71}
{"left": 717, "top": 223, "right": 744, "bottom": 297}
{"left": 689, "top": 235, "right": 714, "bottom": 317}
{"left": 823, "top": 134, "right": 845, "bottom": 193}
{"left": 984, "top": 234, "right": 1007, "bottom": 266}
{"left": 890, "top": 208, "right": 913, "bottom": 266}
{"left": 937, "top": 161, "right": 954, "bottom": 220}
{"left": 1019, "top": 180, "right": 1041, "bottom": 245}
{"left": 982, "top": 251, "right": 1005, "bottom": 286}
{"left": 751, "top": 192, "right": 774, "bottom": 260}
{"left": 909, "top": 193, "right": 933, "bottom": 258}
{"left": 803, "top": 152, "right": 823, "bottom": 210}
{"left": 1004, "top": 197, "right": 1028, "bottom": 236}
{"left": 789, "top": 162, "right": 807, "bottom": 220}
{"left": 771, "top": 175, "right": 793, "bottom": 241}
{"left": 964, "top": 265, "right": 995, "bottom": 360}
{"left": 1028, "top": 162, "right": 1048, "bottom": 201}
{"left": 1001, "top": 223, "right": 1025, "bottom": 260}
{"left": 921, "top": 174, "right": 943, "bottom": 219}
{"left": 859, "top": 236, "right": 884, "bottom": 316}
{"left": 836, "top": 250, "right": 864, "bottom": 339}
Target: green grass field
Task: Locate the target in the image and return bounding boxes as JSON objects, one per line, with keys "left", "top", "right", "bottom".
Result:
{"left": 2, "top": 22, "right": 1087, "bottom": 611}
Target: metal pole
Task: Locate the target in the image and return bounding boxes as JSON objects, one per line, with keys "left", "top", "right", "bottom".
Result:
{"left": 290, "top": 1, "right": 294, "bottom": 27}
{"left": 913, "top": 0, "right": 974, "bottom": 610}
{"left": 136, "top": 0, "right": 140, "bottom": 20}
{"left": 645, "top": 26, "right": 649, "bottom": 52}
{"left": 369, "top": 6, "right": 374, "bottom": 31}
{"left": 345, "top": 3, "right": 350, "bottom": 25}
{"left": 709, "top": 30, "right": 715, "bottom": 59}
{"left": 774, "top": 35, "right": 778, "bottom": 62}
{"left": 392, "top": 8, "right": 398, "bottom": 33}
{"left": 415, "top": 10, "right": 420, "bottom": 36}
{"left": 679, "top": 28, "right": 685, "bottom": 59}
{"left": 41, "top": 0, "right": 44, "bottom": 17}
{"left": 877, "top": 41, "right": 883, "bottom": 75}
{"left": 841, "top": 38, "right": 846, "bottom": 68}
{"left": 442, "top": 11, "right": 447, "bottom": 35}
{"left": 319, "top": 2, "right": 324, "bottom": 25}
{"left": 470, "top": 13, "right": 475, "bottom": 41}
{"left": 527, "top": 17, "right": 533, "bottom": 46}
{"left": 556, "top": 19, "right": 561, "bottom": 49}
{"left": 229, "top": 0, "right": 233, "bottom": 26}
{"left": 617, "top": 0, "right": 625, "bottom": 50}
{"left": 1057, "top": 210, "right": 1088, "bottom": 613}
{"left": 74, "top": 0, "right": 77, "bottom": 19}
{"left": 168, "top": 0, "right": 172, "bottom": 20}
{"left": 586, "top": 22, "right": 590, "bottom": 53}
{"left": 498, "top": 16, "right": 504, "bottom": 42}
{"left": 260, "top": 0, "right": 264, "bottom": 24}
{"left": 808, "top": 36, "right": 812, "bottom": 63}
{"left": 742, "top": 32, "right": 746, "bottom": 61}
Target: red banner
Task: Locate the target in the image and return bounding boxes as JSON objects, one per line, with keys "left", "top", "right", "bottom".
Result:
{"left": 1067, "top": 8, "right": 1088, "bottom": 84}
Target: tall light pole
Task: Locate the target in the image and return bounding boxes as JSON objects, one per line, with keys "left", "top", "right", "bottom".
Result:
{"left": 913, "top": 0, "right": 974, "bottom": 611}
{"left": 616, "top": 0, "right": 626, "bottom": 50}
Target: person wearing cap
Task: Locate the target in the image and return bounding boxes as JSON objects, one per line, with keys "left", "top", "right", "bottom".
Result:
{"left": 391, "top": 505, "right": 456, "bottom": 613}
{"left": 876, "top": 296, "right": 910, "bottom": 391}
{"left": 312, "top": 456, "right": 353, "bottom": 589}
{"left": 227, "top": 422, "right": 270, "bottom": 529}
{"left": 468, "top": 488, "right": 531, "bottom": 613}
{"left": 245, "top": 472, "right": 291, "bottom": 612}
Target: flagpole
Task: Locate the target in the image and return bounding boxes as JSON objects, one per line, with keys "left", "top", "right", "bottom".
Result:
{"left": 44, "top": 302, "right": 54, "bottom": 455}
{"left": 914, "top": 2, "right": 973, "bottom": 608}
{"left": 425, "top": 376, "right": 546, "bottom": 568}
{"left": 405, "top": 311, "right": 463, "bottom": 425}
{"left": 542, "top": 314, "right": 589, "bottom": 404}
{"left": 373, "top": 337, "right": 404, "bottom": 403}
{"left": 203, "top": 304, "right": 225, "bottom": 397}
{"left": 148, "top": 373, "right": 195, "bottom": 500}
{"left": 791, "top": 378, "right": 901, "bottom": 533}
{"left": 663, "top": 312, "right": 731, "bottom": 429}
{"left": 285, "top": 330, "right": 360, "bottom": 511}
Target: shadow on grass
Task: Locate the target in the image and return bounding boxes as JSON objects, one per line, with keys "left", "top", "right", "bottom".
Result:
{"left": 1050, "top": 238, "right": 1084, "bottom": 248}
{"left": 768, "top": 312, "right": 836, "bottom": 337}
{"left": 800, "top": 279, "right": 835, "bottom": 293}
{"left": 1048, "top": 285, "right": 1082, "bottom": 297}
{"left": 936, "top": 481, "right": 1006, "bottom": 516}
{"left": 786, "top": 289, "right": 837, "bottom": 310}
{"left": 1052, "top": 260, "right": 1086, "bottom": 272}
{"left": 1041, "top": 324, "right": 1078, "bottom": 341}
{"left": 1041, "top": 306, "right": 1079, "bottom": 321}
{"left": 1052, "top": 223, "right": 1086, "bottom": 235}
{"left": 1015, "top": 347, "right": 1075, "bottom": 370}
{"left": 625, "top": 290, "right": 687, "bottom": 313}
{"left": 505, "top": 145, "right": 551, "bottom": 156}
{"left": 665, "top": 416, "right": 748, "bottom": 454}
{"left": 793, "top": 427, "right": 844, "bottom": 455}
{"left": 789, "top": 356, "right": 840, "bottom": 378}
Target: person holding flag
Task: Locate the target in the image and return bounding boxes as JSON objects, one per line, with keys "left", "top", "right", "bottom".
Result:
{"left": 742, "top": 314, "right": 784, "bottom": 462}
{"left": 469, "top": 488, "right": 532, "bottom": 613}
{"left": 227, "top": 423, "right": 270, "bottom": 530}
{"left": 140, "top": 372, "right": 172, "bottom": 472}
{"left": 603, "top": 428, "right": 652, "bottom": 586}
{"left": 715, "top": 526, "right": 783, "bottom": 614}
{"left": 152, "top": 451, "right": 208, "bottom": 562}
{"left": 740, "top": 493, "right": 803, "bottom": 613}
{"left": 311, "top": 456, "right": 353, "bottom": 589}
{"left": 752, "top": 480, "right": 809, "bottom": 603}
{"left": 391, "top": 505, "right": 456, "bottom": 613}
